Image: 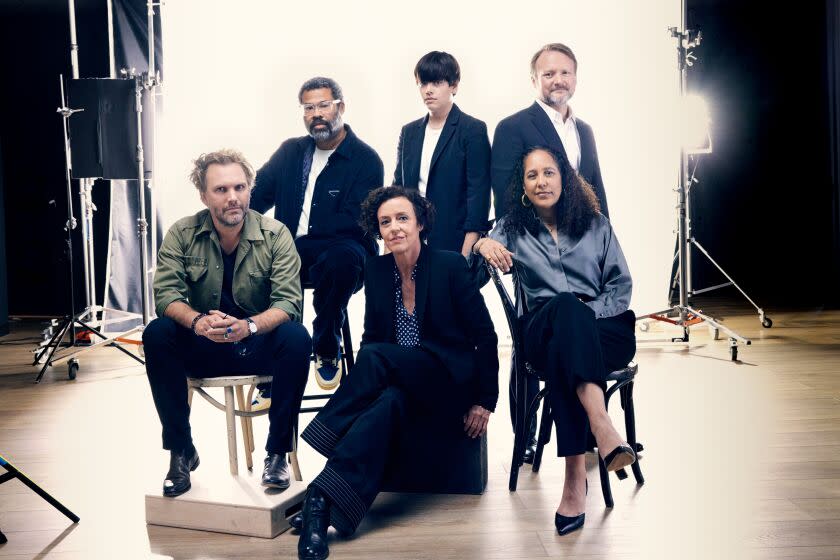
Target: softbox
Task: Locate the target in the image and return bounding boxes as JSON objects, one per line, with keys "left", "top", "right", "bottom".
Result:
{"left": 68, "top": 78, "right": 153, "bottom": 180}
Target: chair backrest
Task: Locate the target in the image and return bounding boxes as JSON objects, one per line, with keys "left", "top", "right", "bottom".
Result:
{"left": 486, "top": 262, "right": 529, "bottom": 369}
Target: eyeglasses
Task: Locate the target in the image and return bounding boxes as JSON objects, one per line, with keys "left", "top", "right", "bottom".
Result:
{"left": 301, "top": 99, "right": 342, "bottom": 115}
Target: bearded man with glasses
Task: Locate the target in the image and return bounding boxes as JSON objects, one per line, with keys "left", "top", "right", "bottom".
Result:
{"left": 251, "top": 77, "right": 384, "bottom": 397}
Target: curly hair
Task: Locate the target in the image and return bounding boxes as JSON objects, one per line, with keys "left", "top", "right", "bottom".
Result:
{"left": 359, "top": 186, "right": 436, "bottom": 243}
{"left": 502, "top": 146, "right": 600, "bottom": 240}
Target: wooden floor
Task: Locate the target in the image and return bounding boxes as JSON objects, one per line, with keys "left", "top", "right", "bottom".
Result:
{"left": 1, "top": 304, "right": 839, "bottom": 559}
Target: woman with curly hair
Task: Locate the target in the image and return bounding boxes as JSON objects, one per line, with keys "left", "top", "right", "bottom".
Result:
{"left": 473, "top": 146, "right": 636, "bottom": 536}
{"left": 296, "top": 186, "right": 498, "bottom": 560}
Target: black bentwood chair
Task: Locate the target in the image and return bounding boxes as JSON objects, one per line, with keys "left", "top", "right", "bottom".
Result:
{"left": 485, "top": 262, "right": 645, "bottom": 507}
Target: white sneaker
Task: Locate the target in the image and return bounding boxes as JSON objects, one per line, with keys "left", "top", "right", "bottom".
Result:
{"left": 250, "top": 387, "right": 272, "bottom": 412}
{"left": 314, "top": 354, "right": 343, "bottom": 391}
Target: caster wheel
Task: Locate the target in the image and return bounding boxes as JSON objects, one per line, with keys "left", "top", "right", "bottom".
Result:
{"left": 762, "top": 317, "right": 773, "bottom": 328}
{"left": 68, "top": 358, "right": 79, "bottom": 380}
{"left": 639, "top": 322, "right": 650, "bottom": 332}
{"left": 729, "top": 346, "right": 738, "bottom": 361}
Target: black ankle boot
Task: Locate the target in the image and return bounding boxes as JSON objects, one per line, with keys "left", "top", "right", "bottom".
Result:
{"left": 298, "top": 486, "right": 330, "bottom": 560}
{"left": 162, "top": 446, "right": 199, "bottom": 498}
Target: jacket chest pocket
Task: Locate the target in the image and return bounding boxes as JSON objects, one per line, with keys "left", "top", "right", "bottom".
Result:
{"left": 185, "top": 256, "right": 208, "bottom": 283}
{"left": 249, "top": 269, "right": 271, "bottom": 289}
{"left": 315, "top": 184, "right": 343, "bottom": 212}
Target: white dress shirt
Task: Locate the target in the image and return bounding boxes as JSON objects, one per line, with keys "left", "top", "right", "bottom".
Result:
{"left": 536, "top": 99, "right": 581, "bottom": 171}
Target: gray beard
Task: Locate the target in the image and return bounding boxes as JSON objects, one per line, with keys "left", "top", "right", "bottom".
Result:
{"left": 309, "top": 114, "right": 343, "bottom": 142}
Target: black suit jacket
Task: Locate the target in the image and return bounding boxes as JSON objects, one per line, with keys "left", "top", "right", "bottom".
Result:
{"left": 393, "top": 104, "right": 492, "bottom": 253}
{"left": 491, "top": 102, "right": 608, "bottom": 219}
{"left": 360, "top": 247, "right": 499, "bottom": 411}
{"left": 251, "top": 124, "right": 384, "bottom": 256}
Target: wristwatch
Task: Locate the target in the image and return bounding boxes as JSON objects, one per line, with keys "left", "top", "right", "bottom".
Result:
{"left": 245, "top": 317, "right": 258, "bottom": 337}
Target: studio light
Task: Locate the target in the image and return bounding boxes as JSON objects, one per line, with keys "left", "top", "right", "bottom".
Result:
{"left": 682, "top": 94, "right": 713, "bottom": 155}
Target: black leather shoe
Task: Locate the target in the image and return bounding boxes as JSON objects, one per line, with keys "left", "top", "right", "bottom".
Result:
{"left": 555, "top": 512, "right": 585, "bottom": 535}
{"left": 262, "top": 453, "right": 291, "bottom": 490}
{"left": 298, "top": 486, "right": 330, "bottom": 560}
{"left": 289, "top": 512, "right": 303, "bottom": 530}
{"left": 522, "top": 437, "right": 538, "bottom": 464}
{"left": 163, "top": 447, "right": 200, "bottom": 498}
{"left": 603, "top": 443, "right": 636, "bottom": 472}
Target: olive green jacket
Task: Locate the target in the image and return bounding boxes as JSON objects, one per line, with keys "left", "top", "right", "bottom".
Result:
{"left": 153, "top": 209, "right": 302, "bottom": 322}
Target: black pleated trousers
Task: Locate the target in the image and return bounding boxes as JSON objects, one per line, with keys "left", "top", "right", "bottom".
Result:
{"left": 522, "top": 293, "right": 636, "bottom": 457}
{"left": 300, "top": 342, "right": 467, "bottom": 535}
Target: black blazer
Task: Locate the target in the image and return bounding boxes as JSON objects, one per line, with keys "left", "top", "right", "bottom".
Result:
{"left": 491, "top": 101, "right": 608, "bottom": 220}
{"left": 360, "top": 247, "right": 499, "bottom": 411}
{"left": 252, "top": 125, "right": 384, "bottom": 256}
{"left": 393, "top": 104, "right": 492, "bottom": 253}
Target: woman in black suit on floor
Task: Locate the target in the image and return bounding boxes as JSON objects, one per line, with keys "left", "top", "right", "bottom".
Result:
{"left": 393, "top": 51, "right": 492, "bottom": 255}
{"left": 296, "top": 186, "right": 498, "bottom": 560}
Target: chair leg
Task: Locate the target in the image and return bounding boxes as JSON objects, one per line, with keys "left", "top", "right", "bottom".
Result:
{"left": 532, "top": 398, "right": 552, "bottom": 473}
{"left": 622, "top": 382, "right": 645, "bottom": 485}
{"left": 223, "top": 386, "right": 239, "bottom": 475}
{"left": 245, "top": 385, "right": 257, "bottom": 453}
{"left": 187, "top": 386, "right": 194, "bottom": 408}
{"left": 341, "top": 320, "right": 354, "bottom": 371}
{"left": 288, "top": 427, "right": 302, "bottom": 482}
{"left": 509, "top": 361, "right": 527, "bottom": 491}
{"left": 235, "top": 386, "right": 253, "bottom": 471}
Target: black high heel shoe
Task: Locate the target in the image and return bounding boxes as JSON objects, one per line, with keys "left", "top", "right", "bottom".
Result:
{"left": 555, "top": 512, "right": 585, "bottom": 535}
{"left": 602, "top": 443, "right": 636, "bottom": 472}
{"left": 555, "top": 479, "right": 587, "bottom": 535}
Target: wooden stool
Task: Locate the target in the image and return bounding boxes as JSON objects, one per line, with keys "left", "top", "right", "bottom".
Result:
{"left": 187, "top": 375, "right": 302, "bottom": 479}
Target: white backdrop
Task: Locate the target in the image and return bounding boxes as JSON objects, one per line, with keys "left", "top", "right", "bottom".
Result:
{"left": 158, "top": 0, "right": 682, "bottom": 323}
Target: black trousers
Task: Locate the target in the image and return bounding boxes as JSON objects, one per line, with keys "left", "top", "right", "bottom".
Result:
{"left": 296, "top": 237, "right": 366, "bottom": 360}
{"left": 522, "top": 293, "right": 636, "bottom": 457}
{"left": 143, "top": 317, "right": 311, "bottom": 454}
{"left": 300, "top": 343, "right": 466, "bottom": 535}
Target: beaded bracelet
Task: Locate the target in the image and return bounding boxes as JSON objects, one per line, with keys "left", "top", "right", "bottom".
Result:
{"left": 191, "top": 312, "right": 206, "bottom": 335}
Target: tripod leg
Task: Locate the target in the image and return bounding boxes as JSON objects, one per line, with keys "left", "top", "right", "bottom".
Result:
{"left": 75, "top": 319, "right": 145, "bottom": 365}
{"left": 34, "top": 320, "right": 73, "bottom": 383}
{"left": 0, "top": 456, "right": 79, "bottom": 523}
{"left": 33, "top": 318, "right": 70, "bottom": 365}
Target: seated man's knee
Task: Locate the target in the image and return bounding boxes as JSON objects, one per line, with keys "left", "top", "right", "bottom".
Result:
{"left": 142, "top": 316, "right": 178, "bottom": 348}
{"left": 268, "top": 322, "right": 312, "bottom": 356}
{"left": 321, "top": 245, "right": 364, "bottom": 275}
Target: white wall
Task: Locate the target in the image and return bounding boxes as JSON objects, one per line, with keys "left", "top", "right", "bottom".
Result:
{"left": 158, "top": 0, "right": 682, "bottom": 331}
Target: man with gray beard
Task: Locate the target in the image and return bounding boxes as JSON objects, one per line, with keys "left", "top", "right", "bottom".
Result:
{"left": 252, "top": 77, "right": 384, "bottom": 394}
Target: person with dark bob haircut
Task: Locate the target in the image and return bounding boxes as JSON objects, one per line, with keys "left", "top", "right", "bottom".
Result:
{"left": 393, "top": 51, "right": 492, "bottom": 255}
{"left": 295, "top": 186, "right": 498, "bottom": 560}
{"left": 472, "top": 146, "right": 636, "bottom": 537}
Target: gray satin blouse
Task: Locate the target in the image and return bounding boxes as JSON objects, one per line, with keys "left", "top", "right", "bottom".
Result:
{"left": 481, "top": 214, "right": 632, "bottom": 319}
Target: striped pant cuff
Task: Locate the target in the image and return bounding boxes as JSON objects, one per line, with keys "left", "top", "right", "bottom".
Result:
{"left": 312, "top": 465, "right": 367, "bottom": 534}
{"left": 300, "top": 418, "right": 340, "bottom": 458}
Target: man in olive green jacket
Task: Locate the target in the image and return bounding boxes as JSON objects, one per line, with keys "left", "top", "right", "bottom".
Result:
{"left": 143, "top": 149, "right": 311, "bottom": 498}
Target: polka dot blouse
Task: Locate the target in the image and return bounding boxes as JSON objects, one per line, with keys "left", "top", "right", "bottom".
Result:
{"left": 393, "top": 262, "right": 420, "bottom": 348}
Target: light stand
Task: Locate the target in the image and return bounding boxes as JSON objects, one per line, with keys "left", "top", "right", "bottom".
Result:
{"left": 33, "top": 76, "right": 146, "bottom": 383}
{"left": 32, "top": 0, "right": 155, "bottom": 381}
{"left": 637, "top": 24, "right": 760, "bottom": 362}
